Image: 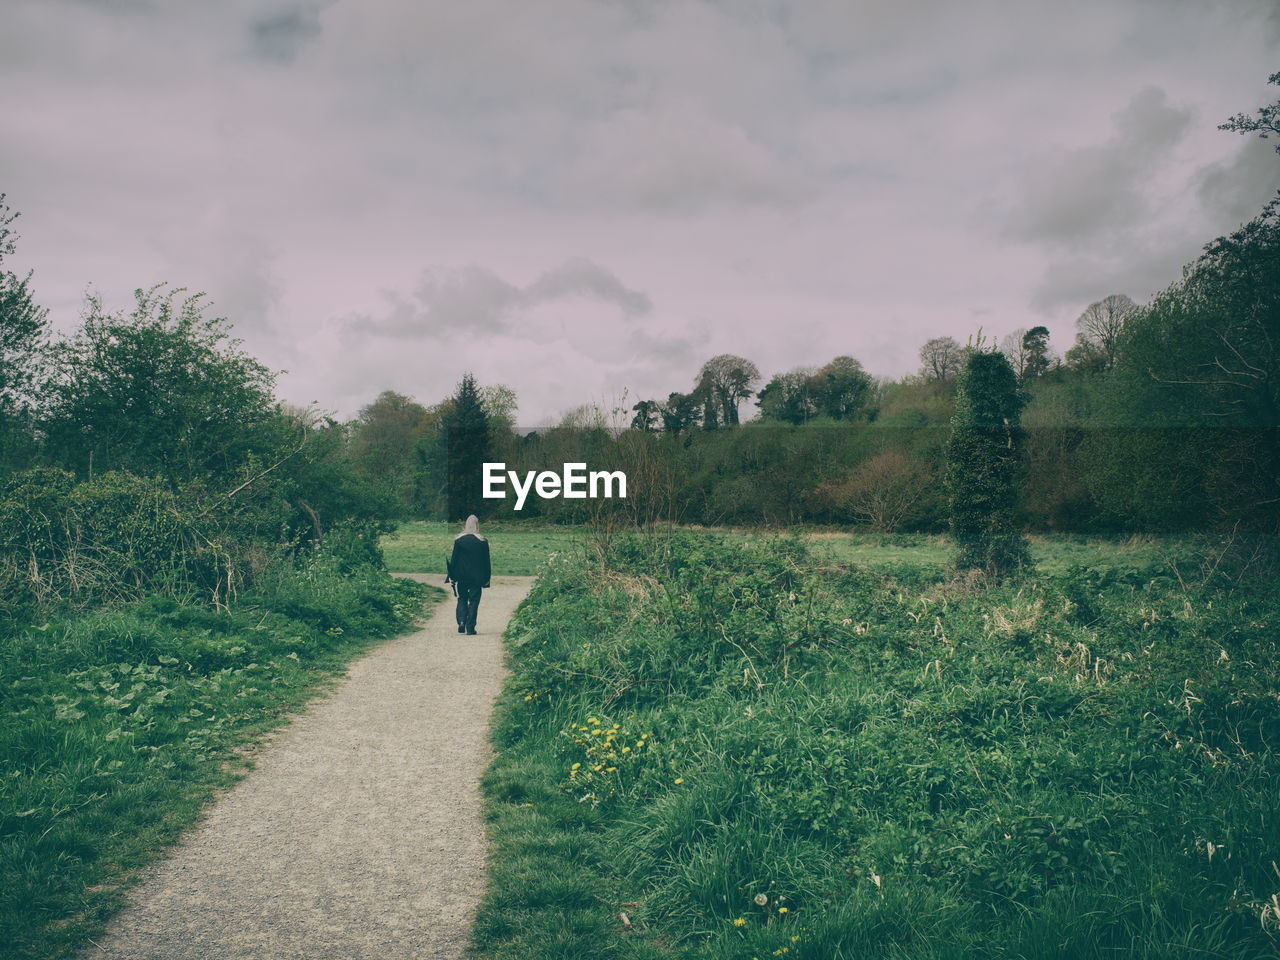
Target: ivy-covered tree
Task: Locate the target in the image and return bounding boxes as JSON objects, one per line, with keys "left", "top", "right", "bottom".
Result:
{"left": 946, "top": 350, "right": 1030, "bottom": 575}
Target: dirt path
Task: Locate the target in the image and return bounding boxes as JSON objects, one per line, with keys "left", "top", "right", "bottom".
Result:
{"left": 82, "top": 574, "right": 534, "bottom": 960}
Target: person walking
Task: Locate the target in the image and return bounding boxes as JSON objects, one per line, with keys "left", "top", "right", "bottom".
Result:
{"left": 448, "top": 515, "right": 491, "bottom": 635}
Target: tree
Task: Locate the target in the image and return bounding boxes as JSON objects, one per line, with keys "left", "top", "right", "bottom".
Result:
{"left": 1104, "top": 205, "right": 1280, "bottom": 529}
{"left": 1021, "top": 326, "right": 1053, "bottom": 380}
{"left": 43, "top": 285, "right": 276, "bottom": 484}
{"left": 946, "top": 350, "right": 1030, "bottom": 575}
{"left": 660, "top": 391, "right": 699, "bottom": 435}
{"left": 755, "top": 367, "right": 819, "bottom": 424}
{"left": 441, "top": 373, "right": 490, "bottom": 520}
{"left": 1074, "top": 294, "right": 1136, "bottom": 371}
{"left": 480, "top": 384, "right": 518, "bottom": 430}
{"left": 919, "top": 336, "right": 963, "bottom": 382}
{"left": 1219, "top": 70, "right": 1280, "bottom": 155}
{"left": 999, "top": 328, "right": 1033, "bottom": 381}
{"left": 630, "top": 399, "right": 660, "bottom": 432}
{"left": 1001, "top": 326, "right": 1054, "bottom": 382}
{"left": 812, "top": 451, "right": 934, "bottom": 530}
{"left": 351, "top": 390, "right": 429, "bottom": 516}
{"left": 814, "top": 355, "right": 872, "bottom": 420}
{"left": 0, "top": 195, "right": 49, "bottom": 466}
{"left": 696, "top": 354, "right": 761, "bottom": 426}
{"left": 1064, "top": 334, "right": 1109, "bottom": 375}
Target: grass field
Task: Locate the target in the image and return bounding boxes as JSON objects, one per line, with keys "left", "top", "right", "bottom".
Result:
{"left": 476, "top": 530, "right": 1280, "bottom": 959}
{"left": 806, "top": 531, "right": 1189, "bottom": 578}
{"left": 0, "top": 558, "right": 436, "bottom": 960}
{"left": 381, "top": 521, "right": 581, "bottom": 576}
{"left": 383, "top": 522, "right": 1181, "bottom": 581}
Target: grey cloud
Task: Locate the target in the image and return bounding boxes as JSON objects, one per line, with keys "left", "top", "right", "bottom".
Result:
{"left": 250, "top": 9, "right": 323, "bottom": 63}
{"left": 1197, "top": 137, "right": 1280, "bottom": 227}
{"left": 561, "top": 103, "right": 813, "bottom": 213}
{"left": 625, "top": 327, "right": 705, "bottom": 368}
{"left": 1004, "top": 87, "right": 1193, "bottom": 247}
{"left": 527, "top": 258, "right": 651, "bottom": 315}
{"left": 1028, "top": 237, "right": 1204, "bottom": 316}
{"left": 346, "top": 260, "right": 650, "bottom": 340}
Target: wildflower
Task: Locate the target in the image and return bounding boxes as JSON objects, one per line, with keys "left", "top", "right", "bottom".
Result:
{"left": 778, "top": 907, "right": 788, "bottom": 915}
{"left": 570, "top": 762, "right": 580, "bottom": 770}
{"left": 734, "top": 918, "right": 747, "bottom": 927}
{"left": 674, "top": 778, "right": 684, "bottom": 785}
{"left": 754, "top": 893, "right": 768, "bottom": 906}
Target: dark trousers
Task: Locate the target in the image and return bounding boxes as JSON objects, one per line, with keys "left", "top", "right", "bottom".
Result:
{"left": 455, "top": 581, "right": 483, "bottom": 632}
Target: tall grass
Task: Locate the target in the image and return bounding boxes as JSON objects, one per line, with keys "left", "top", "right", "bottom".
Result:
{"left": 0, "top": 553, "right": 432, "bottom": 960}
{"left": 477, "top": 533, "right": 1280, "bottom": 959}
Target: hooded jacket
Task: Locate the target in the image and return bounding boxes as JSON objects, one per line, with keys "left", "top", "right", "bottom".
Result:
{"left": 449, "top": 516, "right": 491, "bottom": 587}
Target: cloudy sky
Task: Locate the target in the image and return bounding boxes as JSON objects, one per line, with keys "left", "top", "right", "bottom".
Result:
{"left": 3, "top": 0, "right": 1278, "bottom": 424}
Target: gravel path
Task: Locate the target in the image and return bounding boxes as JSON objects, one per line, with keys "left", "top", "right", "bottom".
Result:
{"left": 81, "top": 574, "right": 533, "bottom": 960}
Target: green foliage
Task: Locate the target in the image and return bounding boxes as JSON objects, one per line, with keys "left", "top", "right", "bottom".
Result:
{"left": 947, "top": 351, "right": 1031, "bottom": 575}
{"left": 0, "top": 195, "right": 49, "bottom": 471}
{"left": 42, "top": 286, "right": 277, "bottom": 484}
{"left": 478, "top": 533, "right": 1280, "bottom": 959}
{"left": 756, "top": 356, "right": 873, "bottom": 425}
{"left": 349, "top": 390, "right": 429, "bottom": 518}
{"left": 0, "top": 560, "right": 431, "bottom": 960}
{"left": 0, "top": 468, "right": 224, "bottom": 618}
{"left": 1100, "top": 204, "right": 1280, "bottom": 532}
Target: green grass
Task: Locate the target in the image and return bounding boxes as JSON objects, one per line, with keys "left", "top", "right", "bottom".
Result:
{"left": 381, "top": 521, "right": 581, "bottom": 575}
{"left": 806, "top": 531, "right": 1187, "bottom": 580}
{"left": 476, "top": 532, "right": 1280, "bottom": 959}
{"left": 0, "top": 556, "right": 437, "bottom": 960}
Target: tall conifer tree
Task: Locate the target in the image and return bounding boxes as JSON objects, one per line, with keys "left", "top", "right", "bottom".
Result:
{"left": 444, "top": 373, "right": 490, "bottom": 521}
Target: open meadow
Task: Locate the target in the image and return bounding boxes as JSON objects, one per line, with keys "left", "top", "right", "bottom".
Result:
{"left": 473, "top": 530, "right": 1280, "bottom": 959}
{"left": 381, "top": 521, "right": 582, "bottom": 576}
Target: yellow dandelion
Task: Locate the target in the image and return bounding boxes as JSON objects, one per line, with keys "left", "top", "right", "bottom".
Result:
{"left": 778, "top": 907, "right": 788, "bottom": 915}
{"left": 622, "top": 746, "right": 631, "bottom": 754}
{"left": 733, "top": 918, "right": 747, "bottom": 927}
{"left": 674, "top": 777, "right": 684, "bottom": 785}
{"left": 570, "top": 762, "right": 581, "bottom": 770}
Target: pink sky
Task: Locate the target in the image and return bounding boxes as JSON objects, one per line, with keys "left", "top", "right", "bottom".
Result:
{"left": 3, "top": 0, "right": 1278, "bottom": 423}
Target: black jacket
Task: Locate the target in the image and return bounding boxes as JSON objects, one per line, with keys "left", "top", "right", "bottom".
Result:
{"left": 449, "top": 534, "right": 491, "bottom": 587}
